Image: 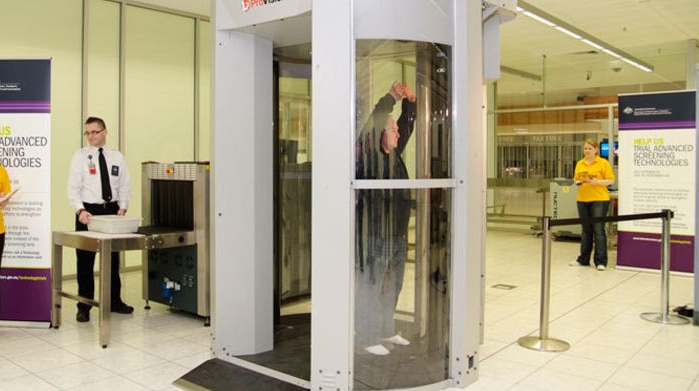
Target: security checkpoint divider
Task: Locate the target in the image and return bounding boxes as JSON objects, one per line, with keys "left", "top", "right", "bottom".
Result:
{"left": 519, "top": 209, "right": 687, "bottom": 353}
{"left": 517, "top": 216, "right": 570, "bottom": 353}
{"left": 640, "top": 209, "right": 690, "bottom": 325}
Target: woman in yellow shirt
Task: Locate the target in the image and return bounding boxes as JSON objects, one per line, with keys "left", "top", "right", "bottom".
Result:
{"left": 570, "top": 139, "right": 615, "bottom": 271}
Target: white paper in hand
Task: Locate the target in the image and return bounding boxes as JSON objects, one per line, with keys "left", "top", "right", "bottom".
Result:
{"left": 0, "top": 187, "right": 19, "bottom": 204}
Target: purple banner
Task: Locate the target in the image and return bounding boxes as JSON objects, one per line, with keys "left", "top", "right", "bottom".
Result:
{"left": 0, "top": 60, "right": 51, "bottom": 104}
{"left": 0, "top": 268, "right": 51, "bottom": 321}
{"left": 617, "top": 90, "right": 695, "bottom": 273}
{"left": 0, "top": 59, "right": 52, "bottom": 323}
{"left": 619, "top": 91, "right": 696, "bottom": 130}
{"left": 0, "top": 101, "right": 51, "bottom": 113}
{"left": 617, "top": 232, "right": 694, "bottom": 273}
{"left": 619, "top": 120, "right": 695, "bottom": 130}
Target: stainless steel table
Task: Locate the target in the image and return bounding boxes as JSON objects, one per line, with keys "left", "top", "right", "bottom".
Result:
{"left": 51, "top": 231, "right": 146, "bottom": 348}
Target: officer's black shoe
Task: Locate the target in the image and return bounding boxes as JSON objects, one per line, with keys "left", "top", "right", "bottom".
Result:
{"left": 111, "top": 302, "right": 134, "bottom": 314}
{"left": 76, "top": 309, "right": 90, "bottom": 322}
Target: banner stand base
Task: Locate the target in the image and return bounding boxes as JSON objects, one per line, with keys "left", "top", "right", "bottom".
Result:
{"left": 0, "top": 320, "right": 52, "bottom": 329}
{"left": 640, "top": 312, "right": 690, "bottom": 325}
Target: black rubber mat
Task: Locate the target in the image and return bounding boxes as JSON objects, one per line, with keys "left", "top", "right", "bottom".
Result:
{"left": 174, "top": 312, "right": 447, "bottom": 390}
{"left": 174, "top": 358, "right": 307, "bottom": 391}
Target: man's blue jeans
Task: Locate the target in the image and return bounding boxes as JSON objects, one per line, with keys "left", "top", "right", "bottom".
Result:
{"left": 576, "top": 201, "right": 609, "bottom": 267}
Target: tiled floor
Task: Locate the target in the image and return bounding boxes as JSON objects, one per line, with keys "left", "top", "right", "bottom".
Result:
{"left": 0, "top": 274, "right": 212, "bottom": 391}
{"left": 1, "top": 229, "right": 698, "bottom": 390}
{"left": 471, "top": 230, "right": 699, "bottom": 391}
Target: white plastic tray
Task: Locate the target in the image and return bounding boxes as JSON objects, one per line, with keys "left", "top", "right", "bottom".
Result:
{"left": 87, "top": 215, "right": 142, "bottom": 234}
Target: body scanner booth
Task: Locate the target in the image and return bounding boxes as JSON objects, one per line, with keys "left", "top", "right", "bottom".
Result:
{"left": 213, "top": 1, "right": 515, "bottom": 389}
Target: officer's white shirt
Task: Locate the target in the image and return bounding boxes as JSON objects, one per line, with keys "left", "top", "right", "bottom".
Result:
{"left": 67, "top": 145, "right": 131, "bottom": 212}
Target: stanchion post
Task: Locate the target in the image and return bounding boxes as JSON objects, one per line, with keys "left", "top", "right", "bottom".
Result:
{"left": 518, "top": 216, "right": 570, "bottom": 352}
{"left": 661, "top": 209, "right": 671, "bottom": 316}
{"left": 539, "top": 215, "right": 552, "bottom": 340}
{"left": 641, "top": 209, "right": 689, "bottom": 325}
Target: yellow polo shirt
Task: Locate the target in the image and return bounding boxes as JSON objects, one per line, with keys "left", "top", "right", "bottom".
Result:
{"left": 0, "top": 166, "right": 11, "bottom": 234}
{"left": 574, "top": 156, "right": 614, "bottom": 202}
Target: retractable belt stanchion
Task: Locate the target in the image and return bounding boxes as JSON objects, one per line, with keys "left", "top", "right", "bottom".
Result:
{"left": 518, "top": 216, "right": 570, "bottom": 352}
{"left": 520, "top": 209, "right": 687, "bottom": 354}
{"left": 641, "top": 209, "right": 690, "bottom": 325}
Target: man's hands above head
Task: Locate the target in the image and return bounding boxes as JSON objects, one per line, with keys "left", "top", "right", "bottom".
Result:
{"left": 388, "top": 82, "right": 416, "bottom": 103}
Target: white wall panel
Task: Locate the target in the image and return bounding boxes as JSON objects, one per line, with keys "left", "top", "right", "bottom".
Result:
{"left": 124, "top": 6, "right": 196, "bottom": 227}
{"left": 212, "top": 30, "right": 274, "bottom": 355}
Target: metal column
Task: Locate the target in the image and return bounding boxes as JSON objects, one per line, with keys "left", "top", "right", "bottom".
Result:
{"left": 414, "top": 43, "right": 432, "bottom": 339}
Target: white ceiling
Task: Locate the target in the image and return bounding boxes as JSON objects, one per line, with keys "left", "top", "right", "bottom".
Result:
{"left": 144, "top": 0, "right": 698, "bottom": 107}
{"left": 498, "top": 0, "right": 699, "bottom": 106}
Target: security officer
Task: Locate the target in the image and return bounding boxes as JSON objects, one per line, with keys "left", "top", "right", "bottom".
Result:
{"left": 67, "top": 116, "right": 133, "bottom": 322}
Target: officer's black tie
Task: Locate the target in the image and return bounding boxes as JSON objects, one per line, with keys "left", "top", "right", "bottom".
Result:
{"left": 98, "top": 147, "right": 112, "bottom": 202}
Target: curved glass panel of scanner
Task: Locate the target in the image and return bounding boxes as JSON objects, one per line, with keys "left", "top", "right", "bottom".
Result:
{"left": 354, "top": 39, "right": 452, "bottom": 390}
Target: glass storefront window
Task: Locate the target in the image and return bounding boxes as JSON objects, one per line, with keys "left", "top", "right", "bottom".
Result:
{"left": 488, "top": 105, "right": 617, "bottom": 223}
{"left": 353, "top": 39, "right": 452, "bottom": 390}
